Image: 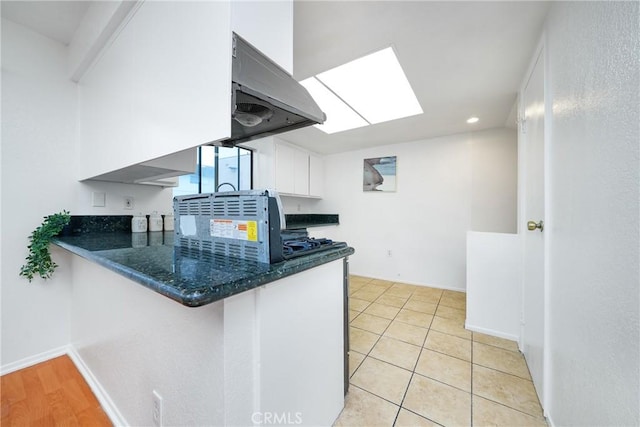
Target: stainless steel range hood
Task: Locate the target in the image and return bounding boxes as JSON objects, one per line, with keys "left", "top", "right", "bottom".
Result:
{"left": 213, "top": 33, "right": 325, "bottom": 147}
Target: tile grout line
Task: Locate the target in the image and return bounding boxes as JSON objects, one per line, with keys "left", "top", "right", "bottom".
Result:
{"left": 473, "top": 363, "right": 536, "bottom": 383}
{"left": 471, "top": 360, "right": 534, "bottom": 381}
{"left": 347, "top": 280, "right": 383, "bottom": 380}
{"left": 409, "top": 370, "right": 471, "bottom": 395}
{"left": 351, "top": 278, "right": 538, "bottom": 425}
{"left": 392, "top": 287, "right": 424, "bottom": 427}
{"left": 472, "top": 393, "right": 548, "bottom": 422}
{"left": 473, "top": 340, "right": 523, "bottom": 352}
{"left": 360, "top": 322, "right": 475, "bottom": 377}
{"left": 352, "top": 283, "right": 413, "bottom": 426}
{"left": 394, "top": 290, "right": 441, "bottom": 426}
{"left": 345, "top": 383, "right": 405, "bottom": 412}
{"left": 429, "top": 290, "right": 473, "bottom": 425}
{"left": 353, "top": 286, "right": 474, "bottom": 359}
{"left": 471, "top": 362, "right": 546, "bottom": 419}
{"left": 397, "top": 406, "right": 443, "bottom": 427}
{"left": 471, "top": 325, "right": 475, "bottom": 426}
{"left": 353, "top": 283, "right": 427, "bottom": 426}
{"left": 350, "top": 279, "right": 479, "bottom": 426}
{"left": 349, "top": 282, "right": 410, "bottom": 381}
{"left": 353, "top": 288, "right": 456, "bottom": 380}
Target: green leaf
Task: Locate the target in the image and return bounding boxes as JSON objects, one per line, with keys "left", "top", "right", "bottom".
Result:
{"left": 19, "top": 210, "right": 71, "bottom": 283}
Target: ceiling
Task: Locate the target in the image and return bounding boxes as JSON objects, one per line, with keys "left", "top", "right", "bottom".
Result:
{"left": 288, "top": 1, "right": 550, "bottom": 154}
{"left": 1, "top": 1, "right": 550, "bottom": 155}
{"left": 0, "top": 1, "right": 91, "bottom": 45}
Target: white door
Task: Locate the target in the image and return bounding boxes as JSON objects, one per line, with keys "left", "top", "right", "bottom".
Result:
{"left": 521, "top": 48, "right": 546, "bottom": 405}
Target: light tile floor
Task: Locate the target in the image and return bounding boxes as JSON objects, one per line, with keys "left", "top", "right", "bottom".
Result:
{"left": 334, "top": 275, "right": 548, "bottom": 427}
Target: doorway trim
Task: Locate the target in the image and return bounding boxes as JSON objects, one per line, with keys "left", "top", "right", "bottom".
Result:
{"left": 517, "top": 32, "right": 551, "bottom": 417}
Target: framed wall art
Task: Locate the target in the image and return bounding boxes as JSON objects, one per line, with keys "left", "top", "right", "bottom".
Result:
{"left": 363, "top": 156, "right": 397, "bottom": 192}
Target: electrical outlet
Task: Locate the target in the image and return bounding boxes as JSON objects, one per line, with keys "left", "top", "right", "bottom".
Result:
{"left": 124, "top": 196, "right": 135, "bottom": 210}
{"left": 387, "top": 249, "right": 392, "bottom": 257}
{"left": 152, "top": 390, "right": 163, "bottom": 427}
{"left": 92, "top": 192, "right": 106, "bottom": 207}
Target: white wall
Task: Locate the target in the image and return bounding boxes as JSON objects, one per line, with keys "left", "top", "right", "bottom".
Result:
{"left": 466, "top": 231, "right": 520, "bottom": 340}
{"left": 231, "top": 0, "right": 293, "bottom": 74}
{"left": 224, "top": 260, "right": 345, "bottom": 427}
{"left": 71, "top": 257, "right": 225, "bottom": 426}
{"left": 280, "top": 196, "right": 322, "bottom": 214}
{"left": 316, "top": 128, "right": 517, "bottom": 290}
{"left": 544, "top": 2, "right": 639, "bottom": 425}
{"left": 1, "top": 18, "right": 75, "bottom": 368}
{"left": 0, "top": 19, "right": 174, "bottom": 369}
{"left": 470, "top": 128, "right": 518, "bottom": 232}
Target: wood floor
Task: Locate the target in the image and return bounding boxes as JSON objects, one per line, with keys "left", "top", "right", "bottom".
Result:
{"left": 0, "top": 355, "right": 112, "bottom": 426}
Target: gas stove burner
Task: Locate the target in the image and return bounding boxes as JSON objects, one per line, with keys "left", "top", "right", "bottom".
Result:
{"left": 282, "top": 237, "right": 338, "bottom": 256}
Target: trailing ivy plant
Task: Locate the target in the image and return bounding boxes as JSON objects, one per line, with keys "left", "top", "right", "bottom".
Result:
{"left": 20, "top": 210, "right": 71, "bottom": 282}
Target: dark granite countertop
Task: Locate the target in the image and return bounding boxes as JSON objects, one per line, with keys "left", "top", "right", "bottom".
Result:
{"left": 52, "top": 231, "right": 354, "bottom": 307}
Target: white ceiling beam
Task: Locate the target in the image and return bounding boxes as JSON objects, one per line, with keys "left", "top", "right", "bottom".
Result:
{"left": 67, "top": 1, "right": 142, "bottom": 83}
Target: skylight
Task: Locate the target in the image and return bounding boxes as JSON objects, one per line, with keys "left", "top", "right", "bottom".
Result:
{"left": 300, "top": 78, "right": 369, "bottom": 134}
{"left": 300, "top": 47, "right": 422, "bottom": 134}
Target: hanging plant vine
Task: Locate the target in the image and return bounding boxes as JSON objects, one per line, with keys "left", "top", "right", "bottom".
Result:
{"left": 19, "top": 211, "right": 71, "bottom": 282}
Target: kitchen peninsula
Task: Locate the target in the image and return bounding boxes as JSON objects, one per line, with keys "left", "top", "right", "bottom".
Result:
{"left": 52, "top": 216, "right": 353, "bottom": 426}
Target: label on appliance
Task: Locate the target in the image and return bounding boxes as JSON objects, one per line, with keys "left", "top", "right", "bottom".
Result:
{"left": 179, "top": 215, "right": 197, "bottom": 236}
{"left": 210, "top": 219, "right": 258, "bottom": 242}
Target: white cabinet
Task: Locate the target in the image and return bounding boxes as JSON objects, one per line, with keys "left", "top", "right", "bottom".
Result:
{"left": 258, "top": 260, "right": 344, "bottom": 425}
{"left": 294, "top": 148, "right": 310, "bottom": 195}
{"left": 282, "top": 143, "right": 323, "bottom": 198}
{"left": 89, "top": 148, "right": 197, "bottom": 187}
{"left": 231, "top": 0, "right": 293, "bottom": 74}
{"left": 78, "top": 1, "right": 232, "bottom": 182}
{"left": 77, "top": 0, "right": 294, "bottom": 186}
{"left": 274, "top": 142, "right": 295, "bottom": 194}
{"left": 309, "top": 154, "right": 324, "bottom": 198}
{"left": 224, "top": 260, "right": 345, "bottom": 426}
{"left": 245, "top": 137, "right": 324, "bottom": 198}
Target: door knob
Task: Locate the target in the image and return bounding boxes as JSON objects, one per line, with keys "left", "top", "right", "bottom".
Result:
{"left": 527, "top": 220, "right": 544, "bottom": 232}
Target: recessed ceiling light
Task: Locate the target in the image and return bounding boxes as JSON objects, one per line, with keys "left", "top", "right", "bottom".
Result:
{"left": 467, "top": 117, "right": 479, "bottom": 124}
{"left": 300, "top": 47, "right": 423, "bottom": 134}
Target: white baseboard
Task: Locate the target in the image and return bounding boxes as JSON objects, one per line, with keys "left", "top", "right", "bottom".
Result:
{"left": 546, "top": 413, "right": 555, "bottom": 427}
{"left": 544, "top": 411, "right": 557, "bottom": 427}
{"left": 464, "top": 322, "right": 519, "bottom": 343}
{"left": 67, "top": 348, "right": 128, "bottom": 426}
{"left": 349, "top": 273, "right": 466, "bottom": 293}
{"left": 0, "top": 345, "right": 69, "bottom": 375}
{"left": 1, "top": 345, "right": 128, "bottom": 426}
{"left": 416, "top": 282, "right": 465, "bottom": 292}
